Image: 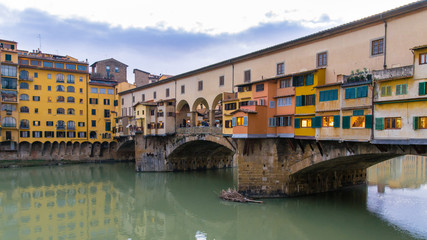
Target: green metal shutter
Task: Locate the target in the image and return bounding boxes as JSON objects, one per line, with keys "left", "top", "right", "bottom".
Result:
{"left": 301, "top": 95, "right": 306, "bottom": 106}
{"left": 232, "top": 117, "right": 236, "bottom": 127}
{"left": 353, "top": 110, "right": 364, "bottom": 116}
{"left": 413, "top": 116, "right": 419, "bottom": 130}
{"left": 396, "top": 84, "right": 401, "bottom": 95}
{"left": 365, "top": 115, "right": 373, "bottom": 129}
{"left": 333, "top": 115, "right": 340, "bottom": 128}
{"left": 5, "top": 54, "right": 11, "bottom": 61}
{"left": 105, "top": 122, "right": 111, "bottom": 131}
{"left": 332, "top": 89, "right": 338, "bottom": 100}
{"left": 319, "top": 91, "right": 325, "bottom": 102}
{"left": 294, "top": 118, "right": 300, "bottom": 128}
{"left": 243, "top": 116, "right": 248, "bottom": 126}
{"left": 305, "top": 74, "right": 314, "bottom": 85}
{"left": 296, "top": 96, "right": 302, "bottom": 106}
{"left": 312, "top": 116, "right": 321, "bottom": 128}
{"left": 375, "top": 117, "right": 384, "bottom": 130}
{"left": 419, "top": 82, "right": 426, "bottom": 96}
{"left": 402, "top": 84, "right": 408, "bottom": 95}
{"left": 312, "top": 94, "right": 315, "bottom": 105}
{"left": 342, "top": 116, "right": 350, "bottom": 129}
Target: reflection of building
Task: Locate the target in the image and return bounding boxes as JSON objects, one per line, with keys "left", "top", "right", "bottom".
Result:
{"left": 367, "top": 155, "right": 427, "bottom": 189}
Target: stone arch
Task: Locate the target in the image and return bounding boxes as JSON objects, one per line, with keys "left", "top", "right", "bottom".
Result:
{"left": 51, "top": 141, "right": 59, "bottom": 158}
{"left": 167, "top": 135, "right": 235, "bottom": 171}
{"left": 117, "top": 140, "right": 135, "bottom": 160}
{"left": 30, "top": 141, "right": 43, "bottom": 159}
{"left": 19, "top": 141, "right": 31, "bottom": 159}
{"left": 58, "top": 141, "right": 66, "bottom": 157}
{"left": 72, "top": 142, "right": 80, "bottom": 156}
{"left": 80, "top": 141, "right": 91, "bottom": 156}
{"left": 100, "top": 141, "right": 109, "bottom": 158}
{"left": 192, "top": 97, "right": 210, "bottom": 111}
{"left": 211, "top": 94, "right": 223, "bottom": 127}
{"left": 109, "top": 141, "right": 118, "bottom": 159}
{"left": 177, "top": 100, "right": 190, "bottom": 113}
{"left": 176, "top": 100, "right": 191, "bottom": 128}
{"left": 65, "top": 141, "right": 73, "bottom": 156}
{"left": 91, "top": 141, "right": 101, "bottom": 158}
{"left": 192, "top": 97, "right": 210, "bottom": 126}
{"left": 42, "top": 141, "right": 51, "bottom": 157}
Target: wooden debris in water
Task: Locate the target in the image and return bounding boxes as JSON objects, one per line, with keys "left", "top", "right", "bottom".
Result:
{"left": 220, "top": 188, "right": 263, "bottom": 203}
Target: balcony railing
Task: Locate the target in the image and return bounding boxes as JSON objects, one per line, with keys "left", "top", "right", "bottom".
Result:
{"left": 67, "top": 126, "right": 75, "bottom": 130}
{"left": 2, "top": 123, "right": 16, "bottom": 128}
{"left": 372, "top": 65, "right": 413, "bottom": 81}
{"left": 19, "top": 76, "right": 33, "bottom": 81}
{"left": 56, "top": 126, "right": 66, "bottom": 130}
{"left": 20, "top": 125, "right": 30, "bottom": 129}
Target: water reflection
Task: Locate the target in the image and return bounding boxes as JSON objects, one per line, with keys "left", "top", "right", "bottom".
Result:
{"left": 0, "top": 159, "right": 424, "bottom": 240}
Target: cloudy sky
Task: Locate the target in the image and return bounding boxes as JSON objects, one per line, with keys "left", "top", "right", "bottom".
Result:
{"left": 0, "top": 0, "right": 416, "bottom": 82}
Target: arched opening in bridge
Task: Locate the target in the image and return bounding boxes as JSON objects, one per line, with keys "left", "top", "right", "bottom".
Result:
{"left": 116, "top": 140, "right": 135, "bottom": 161}
{"left": 167, "top": 140, "right": 234, "bottom": 170}
{"left": 212, "top": 94, "right": 223, "bottom": 127}
{"left": 176, "top": 100, "right": 190, "bottom": 128}
{"left": 192, "top": 98, "right": 210, "bottom": 127}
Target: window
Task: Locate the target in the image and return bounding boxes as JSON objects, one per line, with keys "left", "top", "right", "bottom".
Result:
{"left": 20, "top": 94, "right": 29, "bottom": 101}
{"left": 181, "top": 85, "right": 185, "bottom": 94}
{"left": 269, "top": 101, "right": 275, "bottom": 108}
{"left": 351, "top": 116, "right": 365, "bottom": 128}
{"left": 277, "top": 97, "right": 292, "bottom": 107}
{"left": 219, "top": 76, "right": 225, "bottom": 86}
{"left": 381, "top": 86, "right": 392, "bottom": 97}
{"left": 99, "top": 88, "right": 106, "bottom": 94}
{"left": 19, "top": 59, "right": 29, "bottom": 65}
{"left": 45, "top": 131, "right": 54, "bottom": 138}
{"left": 56, "top": 131, "right": 66, "bottom": 138}
{"left": 33, "top": 96, "right": 40, "bottom": 101}
{"left": 5, "top": 54, "right": 11, "bottom": 61}
{"left": 67, "top": 132, "right": 75, "bottom": 138}
{"left": 280, "top": 78, "right": 291, "bottom": 88}
{"left": 104, "top": 110, "right": 111, "bottom": 118}
{"left": 385, "top": 117, "right": 401, "bottom": 129}
{"left": 48, "top": 74, "right": 51, "bottom": 79}
{"left": 417, "top": 117, "right": 427, "bottom": 129}
{"left": 292, "top": 75, "right": 305, "bottom": 87}
{"left": 57, "top": 108, "right": 65, "bottom": 114}
{"left": 104, "top": 99, "right": 110, "bottom": 105}
{"left": 301, "top": 118, "right": 312, "bottom": 128}
{"left": 32, "top": 131, "right": 42, "bottom": 138}
{"left": 276, "top": 62, "right": 284, "bottom": 75}
{"left": 198, "top": 81, "right": 203, "bottom": 91}
{"left": 57, "top": 96, "right": 65, "bottom": 102}
{"left": 1, "top": 65, "right": 17, "bottom": 77}
{"left": 322, "top": 116, "right": 335, "bottom": 127}
{"left": 107, "top": 89, "right": 113, "bottom": 94}
{"left": 67, "top": 86, "right": 75, "bottom": 92}
{"left": 20, "top": 131, "right": 30, "bottom": 138}
{"left": 77, "top": 65, "right": 87, "bottom": 71}
{"left": 34, "top": 72, "right": 38, "bottom": 78}
{"left": 224, "top": 103, "right": 236, "bottom": 110}
{"left": 91, "top": 109, "right": 96, "bottom": 115}
{"left": 420, "top": 53, "right": 427, "bottom": 65}
{"left": 371, "top": 38, "right": 384, "bottom": 56}
{"left": 276, "top": 116, "right": 292, "bottom": 127}
{"left": 296, "top": 95, "right": 315, "bottom": 106}
{"left": 20, "top": 106, "right": 29, "bottom": 113}
{"left": 91, "top": 87, "right": 98, "bottom": 93}
{"left": 78, "top": 122, "right": 85, "bottom": 127}
{"left": 67, "top": 97, "right": 75, "bottom": 103}
{"left": 67, "top": 108, "right": 75, "bottom": 115}
{"left": 153, "top": 91, "right": 156, "bottom": 99}
{"left": 115, "top": 67, "right": 119, "bottom": 73}
{"left": 20, "top": 119, "right": 30, "bottom": 129}
{"left": 319, "top": 89, "right": 339, "bottom": 102}
{"left": 2, "top": 104, "right": 16, "bottom": 111}
{"left": 44, "top": 62, "right": 53, "bottom": 68}
{"left": 78, "top": 132, "right": 87, "bottom": 138}
{"left": 80, "top": 110, "right": 83, "bottom": 115}
{"left": 395, "top": 84, "right": 407, "bottom": 95}
{"left": 166, "top": 88, "right": 170, "bottom": 97}
{"left": 34, "top": 108, "right": 38, "bottom": 113}
{"left": 420, "top": 82, "right": 427, "bottom": 96}
{"left": 268, "top": 118, "right": 276, "bottom": 127}
{"left": 224, "top": 120, "right": 232, "bottom": 128}
{"left": 67, "top": 121, "right": 75, "bottom": 130}
{"left": 48, "top": 86, "right": 51, "bottom": 91}
{"left": 56, "top": 74, "right": 64, "bottom": 83}
{"left": 66, "top": 64, "right": 76, "bottom": 70}
{"left": 33, "top": 85, "right": 41, "bottom": 90}
{"left": 91, "top": 120, "right": 96, "bottom": 127}
{"left": 317, "top": 52, "right": 328, "bottom": 67}
{"left": 2, "top": 77, "right": 17, "bottom": 89}
{"left": 2, "top": 117, "right": 16, "bottom": 127}
{"left": 57, "top": 120, "right": 66, "bottom": 129}
{"left": 33, "top": 121, "right": 40, "bottom": 126}
{"left": 89, "top": 98, "right": 98, "bottom": 104}
{"left": 19, "top": 70, "right": 29, "bottom": 80}
{"left": 56, "top": 85, "right": 65, "bottom": 92}
{"left": 255, "top": 84, "right": 264, "bottom": 92}
{"left": 48, "top": 109, "right": 51, "bottom": 114}
{"left": 46, "top": 121, "right": 54, "bottom": 126}
{"left": 54, "top": 63, "right": 64, "bottom": 69}
{"left": 244, "top": 70, "right": 251, "bottom": 83}
{"left": 67, "top": 75, "right": 75, "bottom": 83}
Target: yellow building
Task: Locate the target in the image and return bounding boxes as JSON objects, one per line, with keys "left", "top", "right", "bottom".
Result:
{"left": 222, "top": 92, "right": 238, "bottom": 136}
{"left": 294, "top": 68, "right": 325, "bottom": 139}
{"left": 17, "top": 50, "right": 89, "bottom": 143}
{"left": 315, "top": 82, "right": 341, "bottom": 140}
{"left": 0, "top": 39, "right": 19, "bottom": 148}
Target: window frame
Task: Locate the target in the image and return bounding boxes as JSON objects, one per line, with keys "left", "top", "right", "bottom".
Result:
{"left": 244, "top": 70, "right": 251, "bottom": 83}
{"left": 385, "top": 117, "right": 401, "bottom": 129}
{"left": 371, "top": 37, "right": 384, "bottom": 56}
{"left": 420, "top": 53, "right": 427, "bottom": 65}
{"left": 276, "top": 62, "right": 285, "bottom": 75}
{"left": 317, "top": 51, "right": 328, "bottom": 67}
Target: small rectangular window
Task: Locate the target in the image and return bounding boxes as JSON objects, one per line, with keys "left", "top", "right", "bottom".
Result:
{"left": 371, "top": 38, "right": 384, "bottom": 56}
{"left": 381, "top": 86, "right": 392, "bottom": 97}
{"left": 219, "top": 76, "right": 225, "bottom": 86}
{"left": 198, "top": 81, "right": 203, "bottom": 91}
{"left": 385, "top": 117, "right": 401, "bottom": 129}
{"left": 5, "top": 54, "right": 11, "bottom": 61}
{"left": 322, "top": 116, "right": 334, "bottom": 127}
{"left": 166, "top": 88, "right": 170, "bottom": 97}
{"left": 280, "top": 78, "right": 291, "bottom": 88}
{"left": 256, "top": 84, "right": 264, "bottom": 92}
{"left": 276, "top": 62, "right": 284, "bottom": 75}
{"left": 181, "top": 85, "right": 185, "bottom": 94}
{"left": 153, "top": 91, "right": 157, "bottom": 99}
{"left": 420, "top": 53, "right": 427, "bottom": 65}
{"left": 244, "top": 70, "right": 251, "bottom": 83}
{"left": 54, "top": 63, "right": 64, "bottom": 69}
{"left": 317, "top": 52, "right": 327, "bottom": 67}
{"left": 115, "top": 67, "right": 119, "bottom": 73}
{"left": 301, "top": 118, "right": 312, "bottom": 128}
{"left": 396, "top": 84, "right": 408, "bottom": 95}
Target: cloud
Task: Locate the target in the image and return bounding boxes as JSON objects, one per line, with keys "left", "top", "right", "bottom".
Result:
{"left": 0, "top": 3, "right": 328, "bottom": 81}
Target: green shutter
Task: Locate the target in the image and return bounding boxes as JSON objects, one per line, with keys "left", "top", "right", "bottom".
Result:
{"left": 305, "top": 74, "right": 314, "bottom": 85}
{"left": 331, "top": 89, "right": 338, "bottom": 100}
{"left": 357, "top": 86, "right": 368, "bottom": 98}
{"left": 345, "top": 88, "right": 355, "bottom": 99}
{"left": 294, "top": 118, "right": 300, "bottom": 128}
{"left": 296, "top": 96, "right": 302, "bottom": 106}
{"left": 312, "top": 94, "right": 315, "bottom": 105}
{"left": 312, "top": 116, "right": 321, "bottom": 128}
{"left": 342, "top": 116, "right": 350, "bottom": 129}
{"left": 375, "top": 117, "right": 384, "bottom": 130}
{"left": 402, "top": 84, "right": 407, "bottom": 95}
{"left": 381, "top": 86, "right": 386, "bottom": 97}
{"left": 114, "top": 100, "right": 118, "bottom": 106}
{"left": 301, "top": 95, "right": 306, "bottom": 106}
{"left": 243, "top": 116, "right": 248, "bottom": 126}
{"left": 419, "top": 82, "right": 426, "bottom": 96}
{"left": 319, "top": 91, "right": 326, "bottom": 102}
{"left": 413, "top": 116, "right": 419, "bottom": 130}
{"left": 333, "top": 115, "right": 340, "bottom": 128}
{"left": 365, "top": 115, "right": 373, "bottom": 129}
{"left": 5, "top": 54, "right": 11, "bottom": 61}
{"left": 105, "top": 122, "right": 111, "bottom": 131}
{"left": 386, "top": 86, "right": 392, "bottom": 96}
{"left": 353, "top": 110, "right": 364, "bottom": 116}
{"left": 396, "top": 84, "right": 401, "bottom": 95}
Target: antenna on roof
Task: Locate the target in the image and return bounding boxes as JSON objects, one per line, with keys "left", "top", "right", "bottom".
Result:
{"left": 36, "top": 34, "right": 42, "bottom": 51}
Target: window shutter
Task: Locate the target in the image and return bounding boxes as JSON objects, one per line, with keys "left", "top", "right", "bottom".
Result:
{"left": 312, "top": 94, "right": 316, "bottom": 105}
{"left": 301, "top": 95, "right": 306, "bottom": 106}
{"left": 232, "top": 117, "right": 236, "bottom": 127}
{"left": 333, "top": 115, "right": 340, "bottom": 128}
{"left": 381, "top": 86, "right": 385, "bottom": 96}
{"left": 294, "top": 118, "right": 300, "bottom": 128}
{"left": 375, "top": 118, "right": 384, "bottom": 130}
{"left": 5, "top": 54, "right": 11, "bottom": 61}
{"left": 402, "top": 84, "right": 407, "bottom": 95}
{"left": 386, "top": 86, "right": 392, "bottom": 96}
{"left": 312, "top": 116, "right": 321, "bottom": 128}
{"left": 353, "top": 110, "right": 364, "bottom": 116}
{"left": 396, "top": 85, "right": 401, "bottom": 95}
{"left": 280, "top": 117, "right": 284, "bottom": 127}
{"left": 342, "top": 116, "right": 350, "bottom": 129}
{"left": 413, "top": 116, "right": 419, "bottom": 130}
{"left": 296, "top": 96, "right": 302, "bottom": 106}
{"left": 365, "top": 115, "right": 373, "bottom": 129}
{"left": 419, "top": 82, "right": 426, "bottom": 96}
{"left": 243, "top": 116, "right": 248, "bottom": 126}
{"left": 306, "top": 74, "right": 314, "bottom": 85}
{"left": 319, "top": 91, "right": 325, "bottom": 102}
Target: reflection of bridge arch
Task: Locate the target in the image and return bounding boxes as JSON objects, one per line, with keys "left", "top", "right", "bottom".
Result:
{"left": 167, "top": 135, "right": 235, "bottom": 170}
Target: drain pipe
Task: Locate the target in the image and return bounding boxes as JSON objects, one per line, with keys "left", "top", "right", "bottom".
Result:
{"left": 383, "top": 19, "right": 388, "bottom": 69}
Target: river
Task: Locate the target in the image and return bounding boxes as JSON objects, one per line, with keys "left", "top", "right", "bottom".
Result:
{"left": 0, "top": 155, "right": 425, "bottom": 240}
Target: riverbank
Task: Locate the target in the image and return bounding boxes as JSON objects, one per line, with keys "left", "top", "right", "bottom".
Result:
{"left": 0, "top": 159, "right": 134, "bottom": 168}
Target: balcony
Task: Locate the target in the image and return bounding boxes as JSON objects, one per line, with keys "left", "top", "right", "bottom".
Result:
{"left": 2, "top": 123, "right": 16, "bottom": 128}
{"left": 56, "top": 126, "right": 66, "bottom": 130}
{"left": 67, "top": 126, "right": 75, "bottom": 130}
{"left": 18, "top": 76, "right": 33, "bottom": 81}
{"left": 2, "top": 136, "right": 14, "bottom": 141}
{"left": 372, "top": 65, "right": 413, "bottom": 81}
{"left": 20, "top": 125, "right": 30, "bottom": 129}
{"left": 343, "top": 69, "right": 373, "bottom": 86}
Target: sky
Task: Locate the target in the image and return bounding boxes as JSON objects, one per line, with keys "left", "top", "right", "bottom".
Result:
{"left": 0, "top": 0, "right": 417, "bottom": 82}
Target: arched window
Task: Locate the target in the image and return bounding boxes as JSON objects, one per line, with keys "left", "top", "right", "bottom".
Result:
{"left": 67, "top": 75, "right": 75, "bottom": 84}
{"left": 57, "top": 120, "right": 65, "bottom": 129}
{"left": 57, "top": 108, "right": 65, "bottom": 114}
{"left": 56, "top": 74, "right": 64, "bottom": 83}
{"left": 20, "top": 106, "right": 29, "bottom": 113}
{"left": 20, "top": 119, "right": 29, "bottom": 129}
{"left": 2, "top": 117, "right": 16, "bottom": 128}
{"left": 90, "top": 131, "right": 97, "bottom": 139}
{"left": 56, "top": 85, "right": 65, "bottom": 92}
{"left": 19, "top": 82, "right": 29, "bottom": 89}
{"left": 67, "top": 86, "right": 75, "bottom": 92}
{"left": 57, "top": 96, "right": 65, "bottom": 102}
{"left": 19, "top": 70, "right": 29, "bottom": 80}
{"left": 67, "top": 108, "right": 75, "bottom": 115}
{"left": 20, "top": 94, "right": 29, "bottom": 101}
{"left": 67, "top": 121, "right": 75, "bottom": 129}
{"left": 67, "top": 96, "right": 75, "bottom": 103}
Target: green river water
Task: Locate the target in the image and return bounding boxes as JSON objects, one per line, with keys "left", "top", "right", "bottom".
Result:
{"left": 0, "top": 155, "right": 425, "bottom": 240}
